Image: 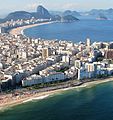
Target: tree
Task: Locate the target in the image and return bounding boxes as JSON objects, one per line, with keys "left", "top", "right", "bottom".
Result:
{"left": 0, "top": 80, "right": 2, "bottom": 93}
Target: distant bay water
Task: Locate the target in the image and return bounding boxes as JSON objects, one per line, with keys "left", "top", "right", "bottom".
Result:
{"left": 1, "top": 81, "right": 113, "bottom": 120}
{"left": 24, "top": 19, "right": 113, "bottom": 43}
{"left": 1, "top": 19, "right": 113, "bottom": 120}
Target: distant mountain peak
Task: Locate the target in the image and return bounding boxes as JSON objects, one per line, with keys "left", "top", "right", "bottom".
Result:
{"left": 0, "top": 5, "right": 52, "bottom": 23}
{"left": 87, "top": 8, "right": 113, "bottom": 16}
{"left": 37, "top": 5, "right": 44, "bottom": 8}
{"left": 37, "top": 5, "right": 47, "bottom": 12}
{"left": 4, "top": 11, "right": 33, "bottom": 21}
{"left": 36, "top": 5, "right": 51, "bottom": 19}
{"left": 108, "top": 8, "right": 113, "bottom": 11}
{"left": 63, "top": 10, "right": 81, "bottom": 17}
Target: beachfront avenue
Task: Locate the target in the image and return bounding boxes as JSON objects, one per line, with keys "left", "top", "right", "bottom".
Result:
{"left": 1, "top": 19, "right": 113, "bottom": 108}
{"left": 0, "top": 30, "right": 113, "bottom": 88}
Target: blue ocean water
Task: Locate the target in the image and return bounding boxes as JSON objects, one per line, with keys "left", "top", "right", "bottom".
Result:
{"left": 24, "top": 19, "right": 113, "bottom": 43}
{"left": 1, "top": 81, "right": 113, "bottom": 120}
{"left": 1, "top": 20, "right": 113, "bottom": 120}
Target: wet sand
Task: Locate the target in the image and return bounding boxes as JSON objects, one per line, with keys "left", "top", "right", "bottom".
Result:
{"left": 3, "top": 21, "right": 113, "bottom": 111}
{"left": 0, "top": 77, "right": 113, "bottom": 111}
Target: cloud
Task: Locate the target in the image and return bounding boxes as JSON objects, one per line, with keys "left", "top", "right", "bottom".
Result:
{"left": 62, "top": 3, "right": 79, "bottom": 10}
{"left": 26, "top": 3, "right": 38, "bottom": 10}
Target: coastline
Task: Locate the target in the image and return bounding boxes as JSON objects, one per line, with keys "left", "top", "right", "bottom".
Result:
{"left": 2, "top": 20, "right": 113, "bottom": 112}
{"left": 9, "top": 21, "right": 55, "bottom": 36}
{"left": 1, "top": 77, "right": 113, "bottom": 111}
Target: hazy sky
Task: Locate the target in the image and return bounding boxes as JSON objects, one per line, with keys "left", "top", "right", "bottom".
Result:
{"left": 0, "top": 0, "right": 113, "bottom": 17}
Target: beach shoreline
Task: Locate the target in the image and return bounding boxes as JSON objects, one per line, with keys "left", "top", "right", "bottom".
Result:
{"left": 1, "top": 77, "right": 113, "bottom": 111}
{"left": 3, "top": 21, "right": 113, "bottom": 112}
{"left": 9, "top": 21, "right": 55, "bottom": 36}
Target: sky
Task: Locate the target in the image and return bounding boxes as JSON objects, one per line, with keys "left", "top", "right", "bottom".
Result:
{"left": 0, "top": 0, "right": 113, "bottom": 17}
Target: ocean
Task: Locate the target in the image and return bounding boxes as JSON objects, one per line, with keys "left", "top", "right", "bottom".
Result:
{"left": 1, "top": 81, "right": 113, "bottom": 120}
{"left": 1, "top": 19, "right": 113, "bottom": 120}
{"left": 24, "top": 19, "right": 113, "bottom": 43}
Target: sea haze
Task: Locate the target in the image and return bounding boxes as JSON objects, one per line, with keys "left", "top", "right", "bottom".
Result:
{"left": 24, "top": 19, "right": 113, "bottom": 43}
{"left": 1, "top": 81, "right": 113, "bottom": 120}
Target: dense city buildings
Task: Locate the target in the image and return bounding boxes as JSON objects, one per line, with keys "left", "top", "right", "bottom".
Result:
{"left": 0, "top": 17, "right": 113, "bottom": 91}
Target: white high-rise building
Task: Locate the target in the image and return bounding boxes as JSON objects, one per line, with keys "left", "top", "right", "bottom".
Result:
{"left": 0, "top": 27, "right": 2, "bottom": 33}
{"left": 62, "top": 55, "right": 70, "bottom": 64}
{"left": 86, "top": 38, "right": 91, "bottom": 47}
{"left": 75, "top": 60, "right": 82, "bottom": 69}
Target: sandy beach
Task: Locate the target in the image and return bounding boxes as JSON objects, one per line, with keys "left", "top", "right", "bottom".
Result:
{"left": 1, "top": 77, "right": 113, "bottom": 111}
{"left": 2, "top": 21, "right": 113, "bottom": 112}
{"left": 9, "top": 21, "right": 54, "bottom": 36}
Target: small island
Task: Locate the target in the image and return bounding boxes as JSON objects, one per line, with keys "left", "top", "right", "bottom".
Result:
{"left": 96, "top": 14, "right": 108, "bottom": 20}
{"left": 61, "top": 15, "right": 79, "bottom": 23}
